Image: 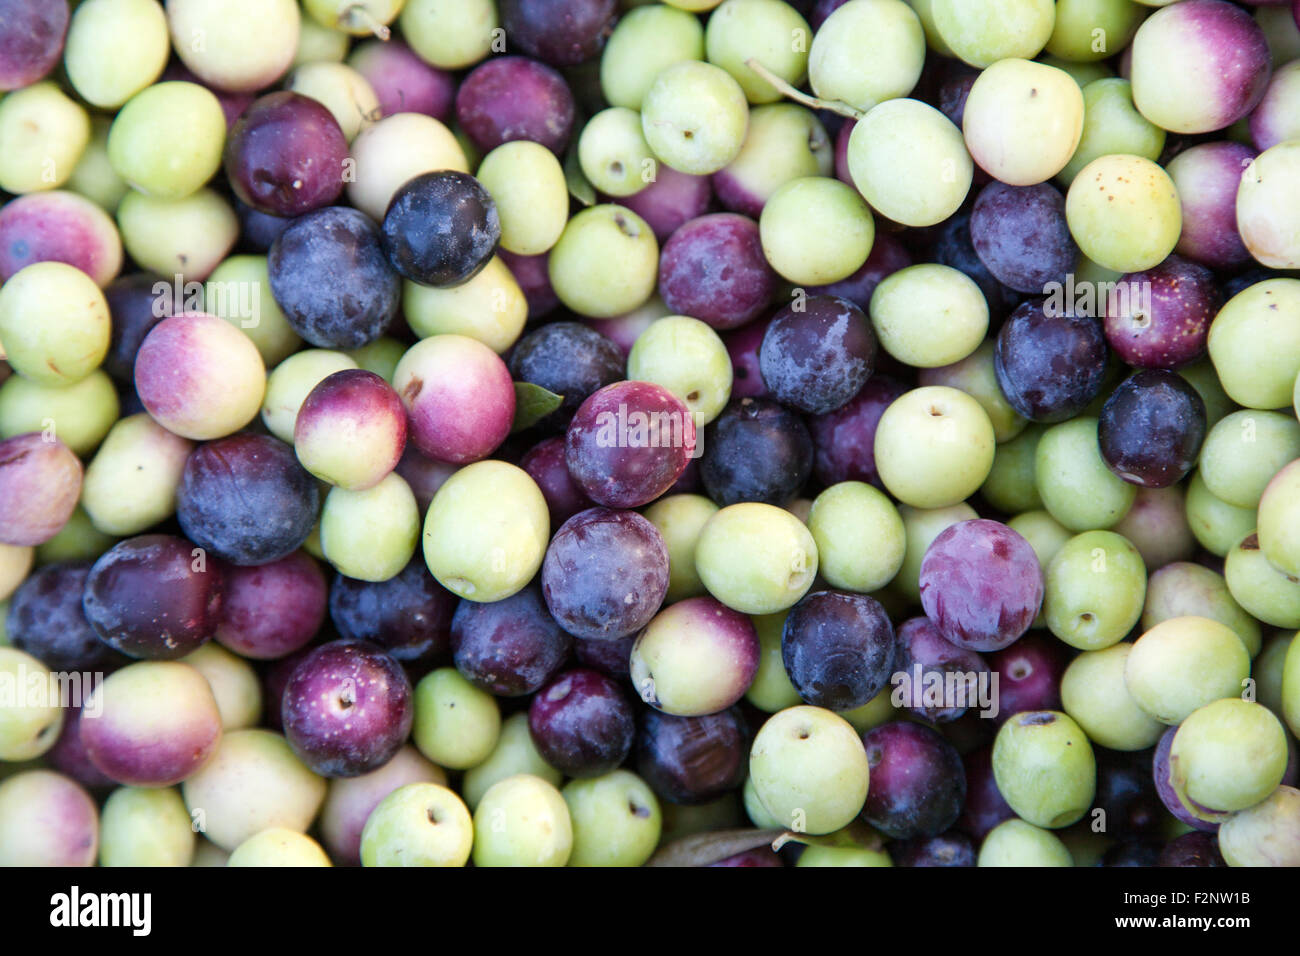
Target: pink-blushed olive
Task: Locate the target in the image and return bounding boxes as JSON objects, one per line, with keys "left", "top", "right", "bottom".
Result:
{"left": 0, "top": 433, "right": 83, "bottom": 546}
{"left": 348, "top": 38, "right": 455, "bottom": 121}
{"left": 1112, "top": 486, "right": 1197, "bottom": 573}
{"left": 1130, "top": 0, "right": 1271, "bottom": 135}
{"left": 1249, "top": 60, "right": 1300, "bottom": 152}
{"left": 631, "top": 596, "right": 760, "bottom": 716}
{"left": 294, "top": 369, "right": 406, "bottom": 490}
{"left": 81, "top": 661, "right": 223, "bottom": 787}
{"left": 1165, "top": 141, "right": 1256, "bottom": 269}
{"left": 133, "top": 311, "right": 266, "bottom": 441}
{"left": 0, "top": 770, "right": 99, "bottom": 867}
{"left": 0, "top": 190, "right": 123, "bottom": 287}
{"left": 393, "top": 334, "right": 514, "bottom": 465}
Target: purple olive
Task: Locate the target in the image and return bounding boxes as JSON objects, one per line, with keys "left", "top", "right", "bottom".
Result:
{"left": 281, "top": 640, "right": 414, "bottom": 778}
{"left": 528, "top": 667, "right": 635, "bottom": 777}
{"left": 918, "top": 519, "right": 1043, "bottom": 652}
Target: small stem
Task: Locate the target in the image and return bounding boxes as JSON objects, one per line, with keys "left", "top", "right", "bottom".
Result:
{"left": 340, "top": 3, "right": 391, "bottom": 40}
{"left": 745, "top": 58, "right": 863, "bottom": 120}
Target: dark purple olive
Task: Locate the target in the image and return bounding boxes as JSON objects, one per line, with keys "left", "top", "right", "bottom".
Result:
{"left": 700, "top": 397, "right": 813, "bottom": 507}
{"left": 890, "top": 616, "right": 989, "bottom": 723}
{"left": 329, "top": 558, "right": 457, "bottom": 662}
{"left": 541, "top": 507, "right": 669, "bottom": 641}
{"left": 861, "top": 721, "right": 966, "bottom": 839}
{"left": 759, "top": 295, "right": 876, "bottom": 415}
{"left": 635, "top": 706, "right": 749, "bottom": 805}
{"left": 176, "top": 434, "right": 319, "bottom": 567}
{"left": 268, "top": 206, "right": 400, "bottom": 350}
{"left": 528, "top": 667, "right": 635, "bottom": 777}
{"left": 82, "top": 535, "right": 223, "bottom": 660}
{"left": 782, "top": 590, "right": 895, "bottom": 711}
{"left": 224, "top": 91, "right": 348, "bottom": 217}
{"left": 1158, "top": 831, "right": 1226, "bottom": 867}
{"left": 891, "top": 831, "right": 976, "bottom": 867}
{"left": 1098, "top": 369, "right": 1206, "bottom": 488}
{"left": 450, "top": 585, "right": 572, "bottom": 697}
{"left": 497, "top": 0, "right": 616, "bottom": 67}
{"left": 994, "top": 299, "right": 1109, "bottom": 423}
{"left": 381, "top": 170, "right": 499, "bottom": 287}
{"left": 970, "top": 181, "right": 1078, "bottom": 294}
{"left": 7, "top": 562, "right": 122, "bottom": 671}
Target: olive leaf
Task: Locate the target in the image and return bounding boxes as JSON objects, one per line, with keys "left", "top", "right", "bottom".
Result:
{"left": 772, "top": 819, "right": 885, "bottom": 852}
{"left": 511, "top": 382, "right": 564, "bottom": 433}
{"left": 645, "top": 828, "right": 785, "bottom": 868}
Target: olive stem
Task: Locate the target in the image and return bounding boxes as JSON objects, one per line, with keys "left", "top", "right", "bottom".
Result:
{"left": 743, "top": 58, "right": 864, "bottom": 120}
{"left": 341, "top": 3, "right": 391, "bottom": 40}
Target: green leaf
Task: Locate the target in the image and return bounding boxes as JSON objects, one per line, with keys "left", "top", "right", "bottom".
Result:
{"left": 644, "top": 828, "right": 784, "bottom": 867}
{"left": 564, "top": 145, "right": 596, "bottom": 207}
{"left": 511, "top": 382, "right": 564, "bottom": 433}
{"left": 772, "top": 819, "right": 885, "bottom": 852}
